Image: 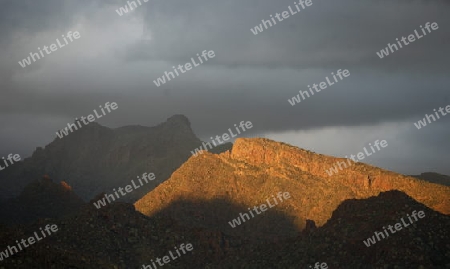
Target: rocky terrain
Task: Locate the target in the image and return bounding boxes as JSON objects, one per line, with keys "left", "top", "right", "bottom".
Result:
{"left": 0, "top": 137, "right": 449, "bottom": 268}
{"left": 0, "top": 190, "right": 448, "bottom": 268}
{"left": 135, "top": 138, "right": 449, "bottom": 230}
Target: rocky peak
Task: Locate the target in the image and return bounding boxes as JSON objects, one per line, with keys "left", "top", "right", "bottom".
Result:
{"left": 161, "top": 114, "right": 193, "bottom": 134}
{"left": 135, "top": 138, "right": 450, "bottom": 236}
{"left": 166, "top": 114, "right": 191, "bottom": 126}
{"left": 0, "top": 115, "right": 204, "bottom": 202}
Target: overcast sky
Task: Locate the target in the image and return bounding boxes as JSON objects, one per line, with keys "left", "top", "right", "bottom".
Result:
{"left": 0, "top": 0, "right": 449, "bottom": 175}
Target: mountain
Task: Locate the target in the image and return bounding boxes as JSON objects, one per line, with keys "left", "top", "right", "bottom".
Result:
{"left": 412, "top": 172, "right": 450, "bottom": 186}
{"left": 0, "top": 175, "right": 84, "bottom": 225}
{"left": 0, "top": 115, "right": 229, "bottom": 202}
{"left": 135, "top": 138, "right": 449, "bottom": 234}
{"left": 0, "top": 138, "right": 448, "bottom": 268}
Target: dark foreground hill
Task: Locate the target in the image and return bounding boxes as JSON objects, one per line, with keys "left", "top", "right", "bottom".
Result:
{"left": 0, "top": 175, "right": 84, "bottom": 225}
{"left": 0, "top": 190, "right": 448, "bottom": 268}
{"left": 0, "top": 115, "right": 228, "bottom": 202}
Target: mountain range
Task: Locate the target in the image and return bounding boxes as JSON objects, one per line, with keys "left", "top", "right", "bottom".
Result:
{"left": 0, "top": 115, "right": 449, "bottom": 268}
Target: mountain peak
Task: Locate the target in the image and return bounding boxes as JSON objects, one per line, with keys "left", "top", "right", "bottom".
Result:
{"left": 166, "top": 114, "right": 191, "bottom": 126}
{"left": 135, "top": 137, "right": 450, "bottom": 236}
{"left": 0, "top": 114, "right": 204, "bottom": 202}
{"left": 159, "top": 114, "right": 194, "bottom": 137}
{"left": 229, "top": 137, "right": 315, "bottom": 167}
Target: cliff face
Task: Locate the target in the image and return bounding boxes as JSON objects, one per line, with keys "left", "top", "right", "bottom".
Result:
{"left": 135, "top": 138, "right": 450, "bottom": 234}
{"left": 229, "top": 138, "right": 450, "bottom": 214}
{"left": 0, "top": 115, "right": 226, "bottom": 202}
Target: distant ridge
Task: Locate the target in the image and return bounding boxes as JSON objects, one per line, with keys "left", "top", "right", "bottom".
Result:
{"left": 411, "top": 172, "right": 450, "bottom": 186}
{"left": 0, "top": 115, "right": 229, "bottom": 202}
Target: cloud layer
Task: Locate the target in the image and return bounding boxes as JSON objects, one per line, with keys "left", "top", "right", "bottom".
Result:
{"left": 0, "top": 0, "right": 449, "bottom": 174}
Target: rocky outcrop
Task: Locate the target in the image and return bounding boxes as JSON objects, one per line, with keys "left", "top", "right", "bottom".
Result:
{"left": 229, "top": 138, "right": 450, "bottom": 215}
{"left": 135, "top": 138, "right": 450, "bottom": 232}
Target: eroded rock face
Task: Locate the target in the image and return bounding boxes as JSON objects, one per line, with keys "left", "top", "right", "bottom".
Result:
{"left": 135, "top": 138, "right": 450, "bottom": 234}
{"left": 230, "top": 138, "right": 449, "bottom": 214}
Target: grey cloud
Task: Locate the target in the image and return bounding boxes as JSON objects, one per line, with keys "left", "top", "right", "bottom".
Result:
{"left": 0, "top": 0, "right": 449, "bottom": 175}
{"left": 123, "top": 0, "right": 450, "bottom": 72}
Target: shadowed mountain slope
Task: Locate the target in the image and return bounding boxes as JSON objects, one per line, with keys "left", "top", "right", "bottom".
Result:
{"left": 249, "top": 190, "right": 450, "bottom": 268}
{"left": 0, "top": 175, "right": 84, "bottom": 225}
{"left": 0, "top": 190, "right": 448, "bottom": 268}
{"left": 0, "top": 115, "right": 229, "bottom": 202}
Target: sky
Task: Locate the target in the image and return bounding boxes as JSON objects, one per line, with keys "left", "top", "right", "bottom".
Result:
{"left": 0, "top": 0, "right": 449, "bottom": 175}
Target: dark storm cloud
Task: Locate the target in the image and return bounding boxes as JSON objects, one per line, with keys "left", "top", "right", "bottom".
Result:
{"left": 0, "top": 0, "right": 449, "bottom": 174}
{"left": 129, "top": 0, "right": 450, "bottom": 72}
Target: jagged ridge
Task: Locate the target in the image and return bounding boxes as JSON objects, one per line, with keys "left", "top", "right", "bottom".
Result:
{"left": 135, "top": 138, "right": 450, "bottom": 234}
